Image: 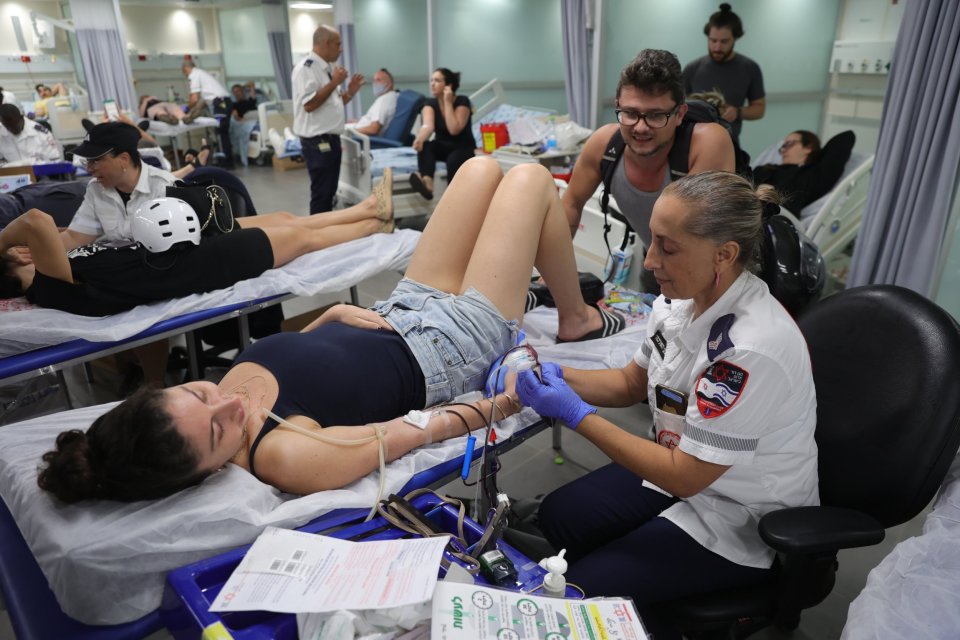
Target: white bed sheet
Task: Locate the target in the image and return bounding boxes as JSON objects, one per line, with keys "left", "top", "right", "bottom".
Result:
{"left": 0, "top": 229, "right": 420, "bottom": 357}
{"left": 147, "top": 116, "right": 219, "bottom": 138}
{"left": 841, "top": 453, "right": 960, "bottom": 640}
{"left": 0, "top": 309, "right": 647, "bottom": 626}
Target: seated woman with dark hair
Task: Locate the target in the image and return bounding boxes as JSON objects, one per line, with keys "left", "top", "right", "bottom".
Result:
{"left": 753, "top": 129, "right": 856, "bottom": 213}
{"left": 408, "top": 68, "right": 476, "bottom": 200}
{"left": 35, "top": 157, "right": 625, "bottom": 504}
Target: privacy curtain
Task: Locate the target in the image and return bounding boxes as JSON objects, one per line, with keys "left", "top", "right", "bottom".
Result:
{"left": 335, "top": 0, "right": 362, "bottom": 120}
{"left": 262, "top": 0, "right": 293, "bottom": 100}
{"left": 561, "top": 0, "right": 593, "bottom": 128}
{"left": 846, "top": 0, "right": 960, "bottom": 295}
{"left": 69, "top": 0, "right": 136, "bottom": 112}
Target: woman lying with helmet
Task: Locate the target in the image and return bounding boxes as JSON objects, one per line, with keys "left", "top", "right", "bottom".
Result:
{"left": 35, "top": 157, "right": 625, "bottom": 503}
{"left": 0, "top": 184, "right": 396, "bottom": 317}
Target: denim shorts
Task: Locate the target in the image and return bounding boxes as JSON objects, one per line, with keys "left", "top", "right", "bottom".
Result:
{"left": 370, "top": 278, "right": 519, "bottom": 407}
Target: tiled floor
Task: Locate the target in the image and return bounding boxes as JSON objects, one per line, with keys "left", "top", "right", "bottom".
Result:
{"left": 0, "top": 163, "right": 928, "bottom": 639}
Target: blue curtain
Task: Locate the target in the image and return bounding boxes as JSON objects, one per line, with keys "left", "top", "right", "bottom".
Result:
{"left": 561, "top": 0, "right": 593, "bottom": 127}
{"left": 262, "top": 0, "right": 293, "bottom": 100}
{"left": 847, "top": 0, "right": 960, "bottom": 295}
{"left": 69, "top": 0, "right": 136, "bottom": 111}
{"left": 335, "top": 0, "right": 362, "bottom": 120}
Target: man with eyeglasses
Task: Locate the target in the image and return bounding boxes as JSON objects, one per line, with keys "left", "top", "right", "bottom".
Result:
{"left": 562, "top": 49, "right": 733, "bottom": 292}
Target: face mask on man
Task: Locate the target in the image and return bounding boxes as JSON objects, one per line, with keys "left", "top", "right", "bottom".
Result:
{"left": 372, "top": 82, "right": 389, "bottom": 98}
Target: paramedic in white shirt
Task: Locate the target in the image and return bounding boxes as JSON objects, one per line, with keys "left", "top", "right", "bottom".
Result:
{"left": 515, "top": 170, "right": 819, "bottom": 640}
{"left": 349, "top": 68, "right": 398, "bottom": 136}
{"left": 292, "top": 24, "right": 364, "bottom": 213}
{"left": 0, "top": 104, "right": 63, "bottom": 165}
{"left": 59, "top": 122, "right": 175, "bottom": 250}
{"left": 181, "top": 60, "right": 234, "bottom": 168}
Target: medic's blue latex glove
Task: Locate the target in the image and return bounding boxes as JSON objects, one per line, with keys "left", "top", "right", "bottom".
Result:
{"left": 516, "top": 366, "right": 596, "bottom": 429}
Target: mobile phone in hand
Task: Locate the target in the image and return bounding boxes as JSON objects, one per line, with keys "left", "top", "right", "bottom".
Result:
{"left": 103, "top": 99, "right": 120, "bottom": 121}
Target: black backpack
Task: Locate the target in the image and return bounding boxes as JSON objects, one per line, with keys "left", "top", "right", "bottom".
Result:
{"left": 598, "top": 100, "right": 753, "bottom": 253}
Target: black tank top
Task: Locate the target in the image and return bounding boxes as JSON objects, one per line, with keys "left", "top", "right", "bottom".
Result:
{"left": 234, "top": 322, "right": 426, "bottom": 480}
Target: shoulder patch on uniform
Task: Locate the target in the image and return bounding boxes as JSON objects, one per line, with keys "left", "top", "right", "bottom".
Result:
{"left": 695, "top": 360, "right": 748, "bottom": 419}
{"left": 707, "top": 313, "right": 736, "bottom": 361}
{"left": 34, "top": 124, "right": 45, "bottom": 132}
{"left": 651, "top": 330, "right": 667, "bottom": 358}
{"left": 303, "top": 59, "right": 313, "bottom": 67}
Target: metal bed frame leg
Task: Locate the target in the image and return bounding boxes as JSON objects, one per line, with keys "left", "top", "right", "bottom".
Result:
{"left": 350, "top": 285, "right": 359, "bottom": 305}
{"left": 185, "top": 331, "right": 202, "bottom": 381}
{"left": 55, "top": 370, "right": 73, "bottom": 410}
{"left": 237, "top": 316, "right": 251, "bottom": 353}
{"left": 83, "top": 362, "right": 95, "bottom": 383}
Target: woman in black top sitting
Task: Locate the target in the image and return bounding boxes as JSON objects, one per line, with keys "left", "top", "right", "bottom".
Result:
{"left": 36, "top": 157, "right": 625, "bottom": 504}
{"left": 753, "top": 129, "right": 856, "bottom": 214}
{"left": 408, "top": 68, "right": 476, "bottom": 200}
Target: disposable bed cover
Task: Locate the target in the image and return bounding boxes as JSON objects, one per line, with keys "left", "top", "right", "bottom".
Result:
{"left": 145, "top": 116, "right": 220, "bottom": 138}
{"left": 840, "top": 454, "right": 960, "bottom": 639}
{"left": 0, "top": 229, "right": 420, "bottom": 357}
{"left": 0, "top": 309, "right": 647, "bottom": 625}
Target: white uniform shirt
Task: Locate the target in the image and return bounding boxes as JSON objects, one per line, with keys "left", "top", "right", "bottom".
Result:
{"left": 68, "top": 164, "right": 176, "bottom": 244}
{"left": 634, "top": 271, "right": 819, "bottom": 568}
{"left": 0, "top": 118, "right": 62, "bottom": 165}
{"left": 187, "top": 68, "right": 228, "bottom": 103}
{"left": 292, "top": 51, "right": 345, "bottom": 138}
{"left": 355, "top": 91, "right": 399, "bottom": 131}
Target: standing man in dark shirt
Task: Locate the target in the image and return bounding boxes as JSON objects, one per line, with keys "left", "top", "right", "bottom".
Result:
{"left": 682, "top": 3, "right": 765, "bottom": 139}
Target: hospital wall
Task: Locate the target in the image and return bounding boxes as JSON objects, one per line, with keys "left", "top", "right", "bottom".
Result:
{"left": 0, "top": 1, "right": 74, "bottom": 103}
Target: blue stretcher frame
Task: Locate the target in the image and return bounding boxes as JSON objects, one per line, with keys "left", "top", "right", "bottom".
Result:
{"left": 161, "top": 486, "right": 564, "bottom": 640}
{"left": 0, "top": 403, "right": 546, "bottom": 639}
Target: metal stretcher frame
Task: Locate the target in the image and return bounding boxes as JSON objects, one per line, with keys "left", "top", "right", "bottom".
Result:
{"left": 161, "top": 479, "right": 558, "bottom": 640}
{"left": 0, "top": 286, "right": 360, "bottom": 412}
{"left": 0, "top": 414, "right": 547, "bottom": 640}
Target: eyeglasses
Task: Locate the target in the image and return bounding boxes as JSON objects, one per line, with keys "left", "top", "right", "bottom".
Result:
{"left": 615, "top": 105, "right": 679, "bottom": 129}
{"left": 779, "top": 140, "right": 801, "bottom": 153}
{"left": 82, "top": 150, "right": 114, "bottom": 169}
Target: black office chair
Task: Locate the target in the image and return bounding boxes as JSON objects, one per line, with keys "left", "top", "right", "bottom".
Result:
{"left": 665, "top": 285, "right": 960, "bottom": 639}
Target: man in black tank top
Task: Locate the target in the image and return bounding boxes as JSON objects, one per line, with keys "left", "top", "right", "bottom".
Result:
{"left": 561, "top": 50, "right": 734, "bottom": 291}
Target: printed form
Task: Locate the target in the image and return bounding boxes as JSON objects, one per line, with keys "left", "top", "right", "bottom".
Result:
{"left": 209, "top": 527, "right": 449, "bottom": 613}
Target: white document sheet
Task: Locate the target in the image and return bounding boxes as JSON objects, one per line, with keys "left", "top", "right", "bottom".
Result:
{"left": 210, "top": 527, "right": 449, "bottom": 614}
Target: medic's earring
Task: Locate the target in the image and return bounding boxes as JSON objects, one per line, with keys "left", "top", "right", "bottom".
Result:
{"left": 714, "top": 271, "right": 721, "bottom": 288}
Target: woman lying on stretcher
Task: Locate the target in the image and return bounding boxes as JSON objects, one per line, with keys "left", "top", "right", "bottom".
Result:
{"left": 0, "top": 172, "right": 397, "bottom": 317}
{"left": 36, "top": 157, "right": 626, "bottom": 503}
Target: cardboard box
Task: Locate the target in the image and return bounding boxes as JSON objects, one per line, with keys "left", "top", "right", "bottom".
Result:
{"left": 272, "top": 154, "right": 306, "bottom": 171}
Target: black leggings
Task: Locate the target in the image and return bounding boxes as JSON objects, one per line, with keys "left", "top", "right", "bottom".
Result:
{"left": 416, "top": 139, "right": 475, "bottom": 184}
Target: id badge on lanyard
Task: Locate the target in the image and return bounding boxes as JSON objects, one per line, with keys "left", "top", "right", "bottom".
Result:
{"left": 653, "top": 384, "right": 688, "bottom": 449}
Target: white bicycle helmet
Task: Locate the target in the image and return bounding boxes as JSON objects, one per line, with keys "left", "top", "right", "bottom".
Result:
{"left": 133, "top": 197, "right": 201, "bottom": 253}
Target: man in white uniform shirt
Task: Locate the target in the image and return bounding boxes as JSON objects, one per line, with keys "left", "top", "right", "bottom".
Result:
{"left": 0, "top": 104, "right": 62, "bottom": 165}
{"left": 350, "top": 68, "right": 399, "bottom": 137}
{"left": 292, "top": 24, "right": 364, "bottom": 214}
{"left": 181, "top": 60, "right": 234, "bottom": 168}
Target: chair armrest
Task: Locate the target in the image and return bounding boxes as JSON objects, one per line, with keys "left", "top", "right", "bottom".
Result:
{"left": 368, "top": 136, "right": 403, "bottom": 149}
{"left": 759, "top": 506, "right": 885, "bottom": 555}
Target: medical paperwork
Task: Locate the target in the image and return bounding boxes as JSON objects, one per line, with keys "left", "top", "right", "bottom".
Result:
{"left": 209, "top": 527, "right": 449, "bottom": 613}
{"left": 431, "top": 582, "right": 648, "bottom": 639}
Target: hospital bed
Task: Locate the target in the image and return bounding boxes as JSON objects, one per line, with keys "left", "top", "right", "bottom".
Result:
{"left": 336, "top": 78, "right": 556, "bottom": 220}
{"left": 146, "top": 116, "right": 222, "bottom": 169}
{"left": 0, "top": 230, "right": 420, "bottom": 421}
{"left": 254, "top": 99, "right": 295, "bottom": 162}
{"left": 0, "top": 306, "right": 647, "bottom": 638}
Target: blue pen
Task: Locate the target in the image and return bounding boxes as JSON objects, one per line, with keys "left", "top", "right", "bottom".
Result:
{"left": 461, "top": 435, "right": 476, "bottom": 480}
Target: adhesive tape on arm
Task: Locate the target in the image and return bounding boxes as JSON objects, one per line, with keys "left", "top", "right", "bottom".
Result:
{"left": 403, "top": 410, "right": 431, "bottom": 429}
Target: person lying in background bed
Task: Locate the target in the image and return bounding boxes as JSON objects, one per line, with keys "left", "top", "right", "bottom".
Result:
{"left": 753, "top": 129, "right": 855, "bottom": 213}
{"left": 37, "top": 157, "right": 625, "bottom": 503}
{"left": 0, "top": 173, "right": 396, "bottom": 316}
